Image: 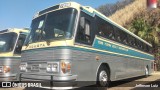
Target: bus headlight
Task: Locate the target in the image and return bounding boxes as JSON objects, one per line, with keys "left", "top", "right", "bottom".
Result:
{"left": 61, "top": 60, "right": 71, "bottom": 74}
{"left": 3, "top": 66, "right": 10, "bottom": 73}
{"left": 0, "top": 66, "right": 3, "bottom": 73}
{"left": 20, "top": 63, "right": 27, "bottom": 72}
{"left": 46, "top": 62, "right": 59, "bottom": 72}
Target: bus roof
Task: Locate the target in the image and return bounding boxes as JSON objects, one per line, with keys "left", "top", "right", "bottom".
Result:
{"left": 0, "top": 28, "right": 29, "bottom": 34}
{"left": 34, "top": 2, "right": 81, "bottom": 18}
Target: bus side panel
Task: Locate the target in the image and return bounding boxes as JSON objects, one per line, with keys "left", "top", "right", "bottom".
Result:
{"left": 71, "top": 46, "right": 153, "bottom": 83}
{"left": 70, "top": 48, "right": 128, "bottom": 82}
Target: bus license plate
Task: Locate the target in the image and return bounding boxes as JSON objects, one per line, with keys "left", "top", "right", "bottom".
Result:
{"left": 31, "top": 65, "right": 39, "bottom": 71}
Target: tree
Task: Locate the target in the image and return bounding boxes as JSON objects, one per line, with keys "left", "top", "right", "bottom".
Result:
{"left": 129, "top": 17, "right": 159, "bottom": 47}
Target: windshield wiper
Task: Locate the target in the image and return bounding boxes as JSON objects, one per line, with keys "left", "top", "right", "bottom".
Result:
{"left": 25, "top": 37, "right": 32, "bottom": 47}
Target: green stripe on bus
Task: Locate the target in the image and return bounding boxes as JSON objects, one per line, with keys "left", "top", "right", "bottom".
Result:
{"left": 22, "top": 46, "right": 154, "bottom": 61}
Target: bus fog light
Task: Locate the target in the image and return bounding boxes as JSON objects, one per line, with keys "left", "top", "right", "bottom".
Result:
{"left": 3, "top": 66, "right": 10, "bottom": 73}
{"left": 46, "top": 63, "right": 59, "bottom": 72}
{"left": 61, "top": 60, "right": 71, "bottom": 74}
{"left": 20, "top": 63, "right": 27, "bottom": 71}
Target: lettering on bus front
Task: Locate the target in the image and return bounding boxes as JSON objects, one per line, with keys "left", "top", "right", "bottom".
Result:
{"left": 29, "top": 43, "right": 45, "bottom": 49}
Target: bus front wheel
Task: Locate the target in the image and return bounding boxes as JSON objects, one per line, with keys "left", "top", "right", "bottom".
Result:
{"left": 96, "top": 66, "right": 109, "bottom": 87}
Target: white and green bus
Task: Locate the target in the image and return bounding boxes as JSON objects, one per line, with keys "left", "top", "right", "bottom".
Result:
{"left": 20, "top": 2, "right": 154, "bottom": 88}
{"left": 0, "top": 28, "right": 28, "bottom": 81}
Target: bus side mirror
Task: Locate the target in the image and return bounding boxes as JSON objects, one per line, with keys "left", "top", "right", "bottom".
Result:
{"left": 80, "top": 17, "right": 85, "bottom": 29}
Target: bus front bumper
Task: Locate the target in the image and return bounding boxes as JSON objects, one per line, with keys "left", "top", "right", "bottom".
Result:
{"left": 20, "top": 73, "right": 77, "bottom": 88}
{"left": 0, "top": 74, "right": 17, "bottom": 81}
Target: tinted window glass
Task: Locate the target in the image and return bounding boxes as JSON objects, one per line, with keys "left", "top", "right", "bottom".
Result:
{"left": 0, "top": 32, "right": 17, "bottom": 52}
{"left": 96, "top": 16, "right": 114, "bottom": 40}
{"left": 25, "top": 8, "right": 77, "bottom": 45}
{"left": 114, "top": 27, "right": 128, "bottom": 45}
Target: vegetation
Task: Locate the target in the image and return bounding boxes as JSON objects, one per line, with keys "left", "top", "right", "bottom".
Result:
{"left": 96, "top": 0, "right": 135, "bottom": 17}
{"left": 128, "top": 10, "right": 160, "bottom": 47}
{"left": 127, "top": 9, "right": 160, "bottom": 70}
{"left": 108, "top": 0, "right": 147, "bottom": 26}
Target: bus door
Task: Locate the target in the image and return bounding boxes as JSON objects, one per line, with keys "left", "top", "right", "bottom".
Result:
{"left": 75, "top": 11, "right": 95, "bottom": 45}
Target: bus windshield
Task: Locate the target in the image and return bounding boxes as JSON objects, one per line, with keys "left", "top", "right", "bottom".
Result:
{"left": 25, "top": 8, "right": 77, "bottom": 45}
{"left": 0, "top": 32, "right": 17, "bottom": 53}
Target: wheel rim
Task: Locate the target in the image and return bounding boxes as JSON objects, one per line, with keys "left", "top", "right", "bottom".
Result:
{"left": 99, "top": 70, "right": 108, "bottom": 86}
{"left": 145, "top": 67, "right": 149, "bottom": 75}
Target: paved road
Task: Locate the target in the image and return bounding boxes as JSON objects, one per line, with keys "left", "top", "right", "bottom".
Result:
{"left": 108, "top": 72, "right": 160, "bottom": 90}
{"left": 1, "top": 72, "right": 160, "bottom": 90}
{"left": 74, "top": 72, "right": 160, "bottom": 90}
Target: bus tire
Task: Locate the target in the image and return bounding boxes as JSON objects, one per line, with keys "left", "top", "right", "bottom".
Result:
{"left": 96, "top": 66, "right": 109, "bottom": 87}
{"left": 145, "top": 66, "right": 149, "bottom": 77}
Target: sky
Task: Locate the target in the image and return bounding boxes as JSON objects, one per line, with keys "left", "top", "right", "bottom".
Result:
{"left": 0, "top": 0, "right": 118, "bottom": 30}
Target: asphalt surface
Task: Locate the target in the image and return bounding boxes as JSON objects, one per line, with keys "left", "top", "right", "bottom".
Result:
{"left": 0, "top": 72, "right": 160, "bottom": 90}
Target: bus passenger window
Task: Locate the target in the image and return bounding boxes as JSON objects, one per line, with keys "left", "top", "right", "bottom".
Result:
{"left": 123, "top": 39, "right": 128, "bottom": 45}
{"left": 108, "top": 32, "right": 115, "bottom": 40}
{"left": 114, "top": 28, "right": 122, "bottom": 42}
{"left": 148, "top": 46, "right": 152, "bottom": 54}
{"left": 128, "top": 36, "right": 136, "bottom": 48}
{"left": 96, "top": 17, "right": 114, "bottom": 40}
{"left": 98, "top": 30, "right": 105, "bottom": 36}
{"left": 139, "top": 41, "right": 143, "bottom": 50}
{"left": 136, "top": 40, "right": 140, "bottom": 49}
{"left": 133, "top": 39, "right": 137, "bottom": 48}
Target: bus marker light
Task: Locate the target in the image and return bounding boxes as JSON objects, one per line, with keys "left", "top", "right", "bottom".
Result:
{"left": 61, "top": 61, "right": 66, "bottom": 73}
{"left": 3, "top": 66, "right": 10, "bottom": 73}
{"left": 96, "top": 56, "right": 100, "bottom": 61}
{"left": 61, "top": 60, "right": 71, "bottom": 74}
{"left": 67, "top": 63, "right": 71, "bottom": 71}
